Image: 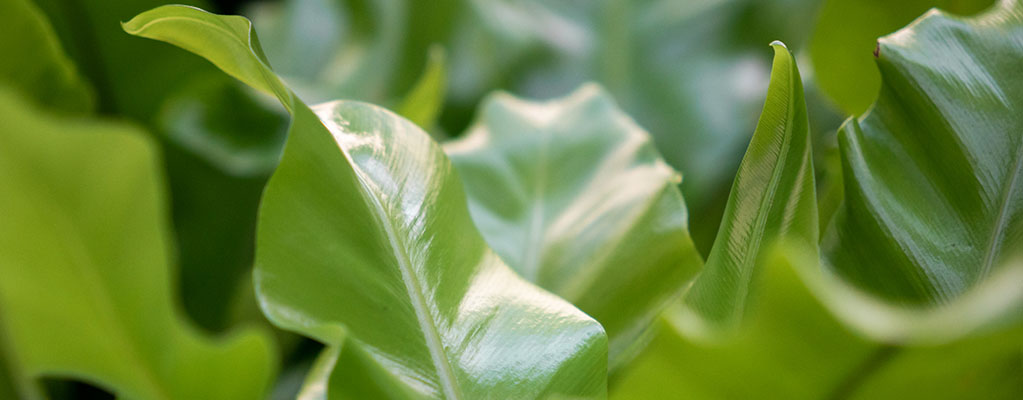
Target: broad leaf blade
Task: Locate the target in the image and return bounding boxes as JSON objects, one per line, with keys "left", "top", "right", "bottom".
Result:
{"left": 125, "top": 6, "right": 609, "bottom": 398}
{"left": 0, "top": 89, "right": 276, "bottom": 399}
{"left": 444, "top": 84, "right": 702, "bottom": 368}
{"left": 822, "top": 0, "right": 1023, "bottom": 307}
{"left": 679, "top": 42, "right": 817, "bottom": 336}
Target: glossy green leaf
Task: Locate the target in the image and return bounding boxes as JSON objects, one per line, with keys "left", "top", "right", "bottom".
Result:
{"left": 397, "top": 45, "right": 447, "bottom": 130}
{"left": 678, "top": 42, "right": 817, "bottom": 336}
{"left": 443, "top": 84, "right": 702, "bottom": 369}
{"left": 0, "top": 0, "right": 93, "bottom": 112}
{"left": 125, "top": 5, "right": 609, "bottom": 398}
{"left": 822, "top": 0, "right": 1023, "bottom": 309}
{"left": 809, "top": 0, "right": 993, "bottom": 115}
{"left": 0, "top": 89, "right": 276, "bottom": 399}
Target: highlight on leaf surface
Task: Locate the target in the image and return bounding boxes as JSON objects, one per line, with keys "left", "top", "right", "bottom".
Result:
{"left": 676, "top": 41, "right": 817, "bottom": 339}
{"left": 819, "top": 0, "right": 1023, "bottom": 336}
{"left": 444, "top": 83, "right": 702, "bottom": 369}
{"left": 125, "top": 5, "right": 609, "bottom": 399}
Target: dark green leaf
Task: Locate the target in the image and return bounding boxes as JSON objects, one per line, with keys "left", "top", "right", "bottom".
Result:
{"left": 822, "top": 0, "right": 1023, "bottom": 310}
{"left": 0, "top": 0, "right": 93, "bottom": 112}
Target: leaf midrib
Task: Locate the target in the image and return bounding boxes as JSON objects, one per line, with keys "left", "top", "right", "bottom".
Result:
{"left": 724, "top": 52, "right": 799, "bottom": 322}
{"left": 339, "top": 142, "right": 463, "bottom": 400}
{"left": 521, "top": 128, "right": 550, "bottom": 283}
{"left": 979, "top": 134, "right": 1023, "bottom": 278}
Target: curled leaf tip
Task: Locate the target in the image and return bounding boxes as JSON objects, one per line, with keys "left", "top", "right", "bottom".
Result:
{"left": 769, "top": 40, "right": 787, "bottom": 49}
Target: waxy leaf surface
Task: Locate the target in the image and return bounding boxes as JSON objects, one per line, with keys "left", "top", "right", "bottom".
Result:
{"left": 125, "top": 6, "right": 609, "bottom": 399}
{"left": 444, "top": 84, "right": 702, "bottom": 368}
{"left": 823, "top": 0, "right": 1023, "bottom": 309}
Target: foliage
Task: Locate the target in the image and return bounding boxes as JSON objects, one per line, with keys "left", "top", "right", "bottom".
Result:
{"left": 0, "top": 0, "right": 1021, "bottom": 399}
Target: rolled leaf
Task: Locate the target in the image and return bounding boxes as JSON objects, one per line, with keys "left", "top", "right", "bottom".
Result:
{"left": 125, "top": 6, "right": 608, "bottom": 399}
{"left": 678, "top": 42, "right": 817, "bottom": 337}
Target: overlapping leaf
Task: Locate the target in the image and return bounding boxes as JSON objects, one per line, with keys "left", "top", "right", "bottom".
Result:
{"left": 443, "top": 84, "right": 702, "bottom": 368}
{"left": 0, "top": 89, "right": 276, "bottom": 400}
{"left": 616, "top": 1, "right": 1023, "bottom": 389}
{"left": 125, "top": 5, "right": 609, "bottom": 399}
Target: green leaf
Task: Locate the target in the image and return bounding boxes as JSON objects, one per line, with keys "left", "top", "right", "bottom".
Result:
{"left": 0, "top": 0, "right": 93, "bottom": 112}
{"left": 611, "top": 247, "right": 1023, "bottom": 399}
{"left": 0, "top": 89, "right": 276, "bottom": 399}
{"left": 443, "top": 84, "right": 702, "bottom": 369}
{"left": 397, "top": 45, "right": 447, "bottom": 130}
{"left": 678, "top": 42, "right": 817, "bottom": 336}
{"left": 809, "top": 0, "right": 993, "bottom": 115}
{"left": 822, "top": 0, "right": 1023, "bottom": 311}
{"left": 125, "top": 5, "right": 609, "bottom": 398}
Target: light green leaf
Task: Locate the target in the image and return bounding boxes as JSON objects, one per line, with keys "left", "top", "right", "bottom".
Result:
{"left": 397, "top": 45, "right": 447, "bottom": 130}
{"left": 821, "top": 0, "right": 1023, "bottom": 314}
{"left": 125, "top": 5, "right": 609, "bottom": 399}
{"left": 0, "top": 0, "right": 93, "bottom": 112}
{"left": 0, "top": 89, "right": 276, "bottom": 399}
{"left": 611, "top": 247, "right": 1023, "bottom": 399}
{"left": 809, "top": 0, "right": 993, "bottom": 115}
{"left": 443, "top": 83, "right": 702, "bottom": 369}
{"left": 678, "top": 42, "right": 817, "bottom": 336}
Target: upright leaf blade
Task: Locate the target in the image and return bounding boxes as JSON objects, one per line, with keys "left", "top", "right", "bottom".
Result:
{"left": 0, "top": 89, "right": 276, "bottom": 399}
{"left": 397, "top": 45, "right": 447, "bottom": 129}
{"left": 678, "top": 42, "right": 817, "bottom": 336}
{"left": 444, "top": 84, "right": 702, "bottom": 368}
{"left": 125, "top": 6, "right": 609, "bottom": 398}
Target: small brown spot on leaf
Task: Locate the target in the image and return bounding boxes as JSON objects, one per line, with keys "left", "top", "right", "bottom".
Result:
{"left": 873, "top": 42, "right": 880, "bottom": 58}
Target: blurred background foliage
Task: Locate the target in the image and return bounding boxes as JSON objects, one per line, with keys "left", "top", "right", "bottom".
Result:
{"left": 0, "top": 0, "right": 1005, "bottom": 398}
